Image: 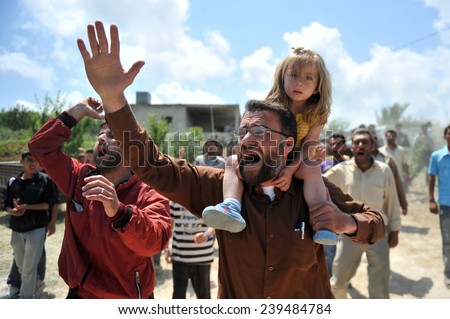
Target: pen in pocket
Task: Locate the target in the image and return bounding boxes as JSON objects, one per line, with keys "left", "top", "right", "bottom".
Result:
{"left": 294, "top": 221, "right": 305, "bottom": 240}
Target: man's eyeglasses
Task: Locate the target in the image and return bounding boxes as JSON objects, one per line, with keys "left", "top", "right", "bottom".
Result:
{"left": 233, "top": 125, "right": 287, "bottom": 138}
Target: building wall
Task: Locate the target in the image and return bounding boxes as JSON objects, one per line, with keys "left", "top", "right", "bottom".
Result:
{"left": 0, "top": 162, "right": 22, "bottom": 187}
{"left": 0, "top": 161, "right": 22, "bottom": 209}
{"left": 133, "top": 104, "right": 189, "bottom": 132}
{"left": 131, "top": 102, "right": 241, "bottom": 143}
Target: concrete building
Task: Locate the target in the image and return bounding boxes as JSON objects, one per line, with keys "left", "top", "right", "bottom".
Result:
{"left": 132, "top": 92, "right": 241, "bottom": 143}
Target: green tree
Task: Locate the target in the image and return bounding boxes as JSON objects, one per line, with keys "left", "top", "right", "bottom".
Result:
{"left": 0, "top": 104, "right": 39, "bottom": 159}
{"left": 146, "top": 115, "right": 204, "bottom": 163}
{"left": 376, "top": 102, "right": 410, "bottom": 126}
{"left": 33, "top": 92, "right": 64, "bottom": 130}
{"left": 326, "top": 118, "right": 350, "bottom": 133}
{"left": 34, "top": 93, "right": 99, "bottom": 156}
{"left": 0, "top": 104, "right": 37, "bottom": 131}
{"left": 147, "top": 114, "right": 173, "bottom": 154}
{"left": 0, "top": 93, "right": 100, "bottom": 160}
{"left": 167, "top": 127, "right": 204, "bottom": 163}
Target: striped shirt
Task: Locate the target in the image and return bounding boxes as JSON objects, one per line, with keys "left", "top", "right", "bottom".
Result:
{"left": 170, "top": 201, "right": 215, "bottom": 264}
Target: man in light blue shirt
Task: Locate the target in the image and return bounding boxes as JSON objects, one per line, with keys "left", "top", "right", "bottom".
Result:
{"left": 428, "top": 124, "right": 450, "bottom": 289}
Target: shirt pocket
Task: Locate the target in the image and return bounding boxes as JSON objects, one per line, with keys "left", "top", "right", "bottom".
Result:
{"left": 70, "top": 199, "right": 85, "bottom": 213}
{"left": 290, "top": 229, "right": 317, "bottom": 270}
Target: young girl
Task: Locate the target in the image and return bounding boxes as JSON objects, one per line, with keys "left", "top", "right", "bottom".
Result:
{"left": 202, "top": 47, "right": 336, "bottom": 245}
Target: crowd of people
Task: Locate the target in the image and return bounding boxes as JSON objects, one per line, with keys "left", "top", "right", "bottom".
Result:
{"left": 1, "top": 20, "right": 449, "bottom": 299}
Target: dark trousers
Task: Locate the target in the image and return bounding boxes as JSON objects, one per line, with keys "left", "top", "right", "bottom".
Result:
{"left": 172, "top": 261, "right": 211, "bottom": 299}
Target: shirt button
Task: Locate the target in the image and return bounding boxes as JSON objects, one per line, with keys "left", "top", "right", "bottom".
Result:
{"left": 268, "top": 266, "right": 274, "bottom": 271}
{"left": 269, "top": 234, "right": 274, "bottom": 239}
{"left": 268, "top": 204, "right": 273, "bottom": 208}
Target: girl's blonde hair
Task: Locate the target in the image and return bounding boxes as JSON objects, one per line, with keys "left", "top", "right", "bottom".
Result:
{"left": 265, "top": 47, "right": 332, "bottom": 126}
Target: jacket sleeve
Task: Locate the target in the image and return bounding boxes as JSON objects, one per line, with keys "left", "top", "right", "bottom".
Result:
{"left": 28, "top": 113, "right": 83, "bottom": 199}
{"left": 108, "top": 185, "right": 172, "bottom": 256}
{"left": 105, "top": 104, "right": 224, "bottom": 218}
{"left": 324, "top": 177, "right": 386, "bottom": 245}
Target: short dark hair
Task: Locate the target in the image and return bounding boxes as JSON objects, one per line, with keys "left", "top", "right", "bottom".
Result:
{"left": 21, "top": 149, "right": 32, "bottom": 160}
{"left": 203, "top": 139, "right": 223, "bottom": 155}
{"left": 352, "top": 128, "right": 374, "bottom": 144}
{"left": 385, "top": 129, "right": 397, "bottom": 137}
{"left": 330, "top": 133, "right": 346, "bottom": 144}
{"left": 244, "top": 99, "right": 297, "bottom": 146}
{"left": 444, "top": 125, "right": 450, "bottom": 136}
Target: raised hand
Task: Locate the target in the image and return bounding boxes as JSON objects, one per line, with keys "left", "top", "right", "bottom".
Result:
{"left": 10, "top": 198, "right": 25, "bottom": 217}
{"left": 66, "top": 97, "right": 104, "bottom": 122}
{"left": 77, "top": 21, "right": 145, "bottom": 113}
{"left": 82, "top": 174, "right": 120, "bottom": 217}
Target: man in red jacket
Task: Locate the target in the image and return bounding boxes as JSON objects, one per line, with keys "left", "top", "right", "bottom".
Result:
{"left": 28, "top": 98, "right": 172, "bottom": 298}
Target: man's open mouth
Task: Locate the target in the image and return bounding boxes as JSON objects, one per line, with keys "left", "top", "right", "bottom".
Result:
{"left": 240, "top": 152, "right": 262, "bottom": 167}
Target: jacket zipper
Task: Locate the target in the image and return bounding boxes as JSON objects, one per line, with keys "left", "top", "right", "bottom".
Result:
{"left": 135, "top": 271, "right": 142, "bottom": 299}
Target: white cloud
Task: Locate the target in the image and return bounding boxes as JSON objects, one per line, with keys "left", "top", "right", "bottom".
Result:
{"left": 205, "top": 30, "right": 231, "bottom": 55}
{"left": 245, "top": 89, "right": 267, "bottom": 101}
{"left": 11, "top": 36, "right": 28, "bottom": 50}
{"left": 148, "top": 36, "right": 237, "bottom": 82}
{"left": 240, "top": 47, "right": 276, "bottom": 85}
{"left": 152, "top": 82, "right": 224, "bottom": 104}
{"left": 330, "top": 42, "right": 449, "bottom": 126}
{"left": 14, "top": 99, "right": 39, "bottom": 112}
{"left": 60, "top": 91, "right": 85, "bottom": 106}
{"left": 19, "top": 0, "right": 91, "bottom": 37}
{"left": 425, "top": 0, "right": 450, "bottom": 37}
{"left": 0, "top": 51, "right": 56, "bottom": 89}
{"left": 18, "top": 0, "right": 236, "bottom": 83}
{"left": 283, "top": 22, "right": 344, "bottom": 56}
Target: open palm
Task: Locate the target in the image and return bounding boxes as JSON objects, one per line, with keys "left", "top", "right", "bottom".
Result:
{"left": 77, "top": 21, "right": 144, "bottom": 107}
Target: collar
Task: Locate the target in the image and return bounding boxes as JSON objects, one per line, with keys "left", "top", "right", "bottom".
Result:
{"left": 439, "top": 145, "right": 450, "bottom": 158}
{"left": 248, "top": 178, "right": 298, "bottom": 198}
{"left": 349, "top": 157, "right": 376, "bottom": 172}
{"left": 19, "top": 170, "right": 40, "bottom": 181}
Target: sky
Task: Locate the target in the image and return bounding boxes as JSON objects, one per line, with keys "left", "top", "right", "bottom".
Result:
{"left": 1, "top": 0, "right": 450, "bottom": 130}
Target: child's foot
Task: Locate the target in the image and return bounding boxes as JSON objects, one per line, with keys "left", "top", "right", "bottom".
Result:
{"left": 202, "top": 203, "right": 246, "bottom": 233}
{"left": 313, "top": 229, "right": 337, "bottom": 245}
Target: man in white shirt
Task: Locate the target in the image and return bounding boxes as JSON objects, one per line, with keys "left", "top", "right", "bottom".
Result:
{"left": 324, "top": 129, "right": 401, "bottom": 298}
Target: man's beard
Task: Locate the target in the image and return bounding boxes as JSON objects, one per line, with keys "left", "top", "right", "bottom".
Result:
{"left": 94, "top": 146, "right": 123, "bottom": 175}
{"left": 239, "top": 144, "right": 284, "bottom": 186}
